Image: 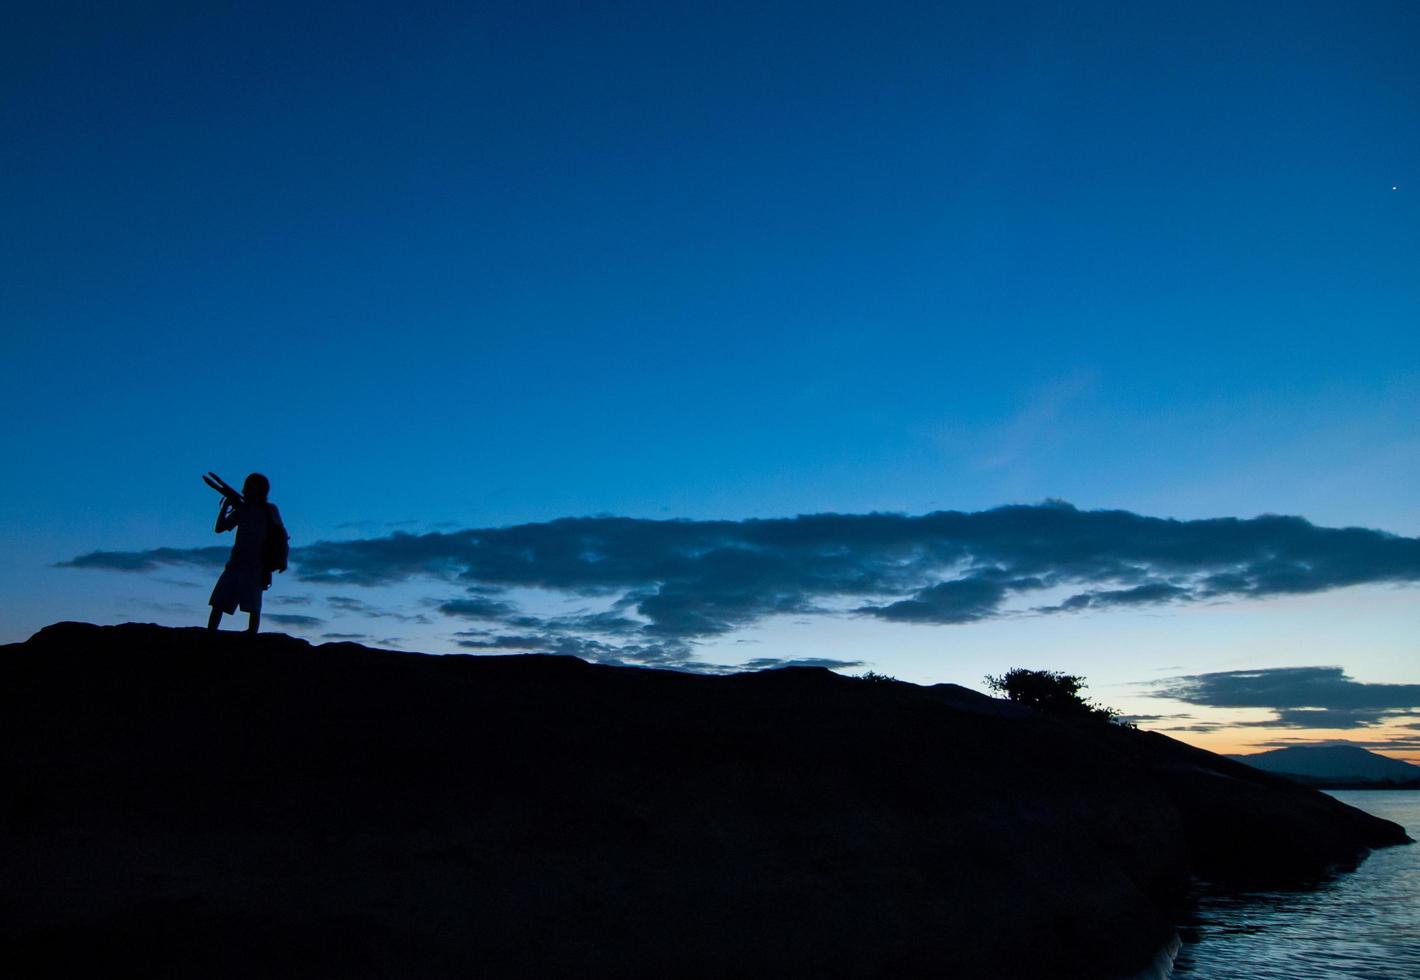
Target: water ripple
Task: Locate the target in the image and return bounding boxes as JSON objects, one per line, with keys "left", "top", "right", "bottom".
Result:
{"left": 1171, "top": 790, "right": 1420, "bottom": 979}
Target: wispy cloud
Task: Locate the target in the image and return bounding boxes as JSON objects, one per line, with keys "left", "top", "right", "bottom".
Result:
{"left": 325, "top": 595, "right": 432, "bottom": 624}
{"left": 973, "top": 372, "right": 1097, "bottom": 472}
{"left": 60, "top": 501, "right": 1420, "bottom": 667}
{"left": 265, "top": 613, "right": 325, "bottom": 629}
{"left": 1250, "top": 736, "right": 1420, "bottom": 753}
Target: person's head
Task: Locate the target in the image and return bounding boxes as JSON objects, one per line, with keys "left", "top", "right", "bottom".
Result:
{"left": 243, "top": 473, "right": 270, "bottom": 503}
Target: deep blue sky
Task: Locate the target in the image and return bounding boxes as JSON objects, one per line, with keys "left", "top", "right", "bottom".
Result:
{"left": 3, "top": 2, "right": 1417, "bottom": 754}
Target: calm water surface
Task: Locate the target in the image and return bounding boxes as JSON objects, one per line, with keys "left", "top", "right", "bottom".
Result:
{"left": 1171, "top": 790, "right": 1420, "bottom": 978}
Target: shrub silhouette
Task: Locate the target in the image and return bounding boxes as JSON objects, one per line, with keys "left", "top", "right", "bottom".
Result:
{"left": 857, "top": 670, "right": 899, "bottom": 684}
{"left": 984, "top": 668, "right": 1125, "bottom": 724}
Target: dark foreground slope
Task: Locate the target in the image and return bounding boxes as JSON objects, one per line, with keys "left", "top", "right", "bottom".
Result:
{"left": 0, "top": 624, "right": 1408, "bottom": 979}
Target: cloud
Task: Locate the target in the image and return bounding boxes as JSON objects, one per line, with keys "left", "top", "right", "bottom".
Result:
{"left": 738, "top": 657, "right": 867, "bottom": 671}
{"left": 1117, "top": 712, "right": 1190, "bottom": 725}
{"left": 266, "top": 613, "right": 325, "bottom": 628}
{"left": 971, "top": 372, "right": 1097, "bottom": 472}
{"left": 864, "top": 574, "right": 1015, "bottom": 623}
{"left": 152, "top": 578, "right": 201, "bottom": 589}
{"left": 1150, "top": 666, "right": 1420, "bottom": 729}
{"left": 136, "top": 599, "right": 194, "bottom": 614}
{"left": 1127, "top": 711, "right": 1233, "bottom": 734}
{"left": 1251, "top": 736, "right": 1420, "bottom": 753}
{"left": 321, "top": 632, "right": 370, "bottom": 641}
{"left": 60, "top": 502, "right": 1420, "bottom": 668}
{"left": 438, "top": 596, "right": 518, "bottom": 620}
{"left": 58, "top": 546, "right": 229, "bottom": 572}
{"left": 1155, "top": 721, "right": 1233, "bottom": 734}
{"left": 326, "top": 596, "right": 432, "bottom": 624}
{"left": 1040, "top": 582, "right": 1192, "bottom": 613}
{"left": 449, "top": 626, "right": 859, "bottom": 673}
{"left": 451, "top": 628, "right": 690, "bottom": 666}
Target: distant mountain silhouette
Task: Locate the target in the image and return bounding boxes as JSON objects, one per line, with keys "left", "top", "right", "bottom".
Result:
{"left": 1229, "top": 744, "right": 1420, "bottom": 786}
{"left": 1, "top": 623, "right": 1410, "bottom": 979}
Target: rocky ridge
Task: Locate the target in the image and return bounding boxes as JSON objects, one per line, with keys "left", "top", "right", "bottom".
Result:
{"left": 0, "top": 623, "right": 1409, "bottom": 978}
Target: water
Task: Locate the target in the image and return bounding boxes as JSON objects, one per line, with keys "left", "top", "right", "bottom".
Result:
{"left": 1170, "top": 790, "right": 1420, "bottom": 978}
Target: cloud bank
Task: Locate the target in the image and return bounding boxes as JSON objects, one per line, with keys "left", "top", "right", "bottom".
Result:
{"left": 1151, "top": 666, "right": 1420, "bottom": 729}
{"left": 60, "top": 501, "right": 1420, "bottom": 666}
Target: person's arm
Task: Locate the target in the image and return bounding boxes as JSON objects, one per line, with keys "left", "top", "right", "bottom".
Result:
{"left": 215, "top": 500, "right": 239, "bottom": 533}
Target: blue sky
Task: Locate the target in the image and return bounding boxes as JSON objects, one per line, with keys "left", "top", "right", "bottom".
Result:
{"left": 3, "top": 2, "right": 1417, "bottom": 757}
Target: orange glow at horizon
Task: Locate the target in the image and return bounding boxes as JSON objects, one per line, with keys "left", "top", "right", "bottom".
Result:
{"left": 1146, "top": 721, "right": 1420, "bottom": 767}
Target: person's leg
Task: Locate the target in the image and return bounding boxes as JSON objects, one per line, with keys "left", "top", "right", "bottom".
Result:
{"left": 247, "top": 609, "right": 260, "bottom": 635}
{"left": 208, "top": 607, "right": 222, "bottom": 631}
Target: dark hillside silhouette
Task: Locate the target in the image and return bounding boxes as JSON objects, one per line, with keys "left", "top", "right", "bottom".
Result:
{"left": 1229, "top": 744, "right": 1420, "bottom": 788}
{"left": 0, "top": 624, "right": 1408, "bottom": 978}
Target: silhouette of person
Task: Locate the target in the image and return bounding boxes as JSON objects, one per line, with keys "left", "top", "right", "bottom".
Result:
{"left": 207, "top": 473, "right": 287, "bottom": 633}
